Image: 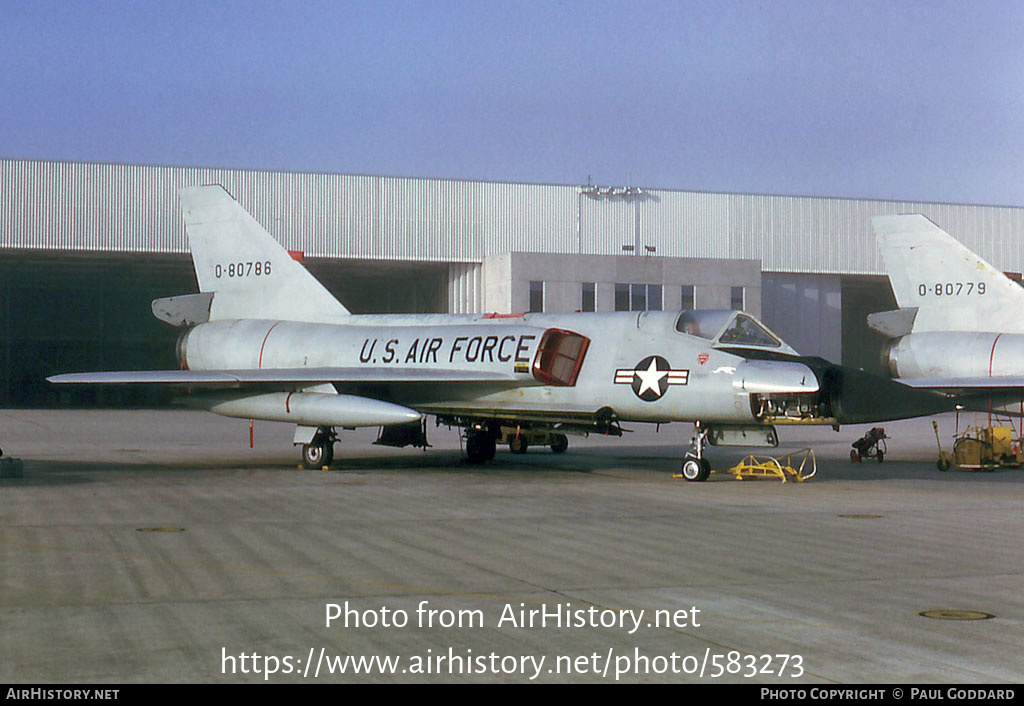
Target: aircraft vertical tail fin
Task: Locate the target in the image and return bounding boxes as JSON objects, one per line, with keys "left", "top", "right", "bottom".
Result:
{"left": 872, "top": 214, "right": 1024, "bottom": 334}
{"left": 181, "top": 185, "right": 350, "bottom": 322}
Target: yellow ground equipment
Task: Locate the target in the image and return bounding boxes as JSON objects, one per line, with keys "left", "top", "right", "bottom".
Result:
{"left": 932, "top": 421, "right": 951, "bottom": 471}
{"left": 675, "top": 448, "right": 816, "bottom": 483}
{"left": 498, "top": 425, "right": 569, "bottom": 454}
{"left": 935, "top": 414, "right": 1023, "bottom": 471}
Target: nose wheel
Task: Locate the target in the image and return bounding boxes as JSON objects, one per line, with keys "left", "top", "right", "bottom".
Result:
{"left": 680, "top": 421, "right": 712, "bottom": 482}
{"left": 681, "top": 455, "right": 711, "bottom": 482}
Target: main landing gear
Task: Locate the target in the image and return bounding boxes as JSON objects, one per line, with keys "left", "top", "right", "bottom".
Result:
{"left": 680, "top": 421, "right": 711, "bottom": 482}
{"left": 465, "top": 425, "right": 497, "bottom": 464}
{"left": 301, "top": 426, "right": 337, "bottom": 470}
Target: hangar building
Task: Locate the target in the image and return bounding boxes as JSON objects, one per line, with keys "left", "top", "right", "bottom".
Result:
{"left": 3, "top": 158, "right": 1023, "bottom": 406}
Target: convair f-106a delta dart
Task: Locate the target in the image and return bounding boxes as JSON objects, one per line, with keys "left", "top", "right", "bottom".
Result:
{"left": 871, "top": 213, "right": 1024, "bottom": 414}
{"left": 49, "top": 186, "right": 952, "bottom": 480}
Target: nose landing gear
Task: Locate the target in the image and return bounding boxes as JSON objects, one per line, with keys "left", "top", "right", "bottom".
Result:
{"left": 679, "top": 421, "right": 711, "bottom": 482}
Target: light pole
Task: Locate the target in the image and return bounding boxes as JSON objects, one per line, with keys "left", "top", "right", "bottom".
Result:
{"left": 577, "top": 183, "right": 646, "bottom": 255}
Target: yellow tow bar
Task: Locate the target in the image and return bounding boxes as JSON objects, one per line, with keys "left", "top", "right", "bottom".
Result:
{"left": 715, "top": 448, "right": 817, "bottom": 483}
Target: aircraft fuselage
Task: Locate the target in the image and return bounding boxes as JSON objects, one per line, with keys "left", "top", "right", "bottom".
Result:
{"left": 178, "top": 311, "right": 819, "bottom": 426}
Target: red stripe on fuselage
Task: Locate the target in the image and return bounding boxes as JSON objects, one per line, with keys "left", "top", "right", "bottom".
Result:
{"left": 259, "top": 321, "right": 283, "bottom": 369}
{"left": 988, "top": 333, "right": 1003, "bottom": 377}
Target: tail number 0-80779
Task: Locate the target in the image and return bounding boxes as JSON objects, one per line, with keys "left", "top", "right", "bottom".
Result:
{"left": 215, "top": 261, "right": 273, "bottom": 278}
{"left": 917, "top": 281, "right": 986, "bottom": 297}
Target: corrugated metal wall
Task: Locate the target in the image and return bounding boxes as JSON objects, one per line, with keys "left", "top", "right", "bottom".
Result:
{"left": 447, "top": 262, "right": 483, "bottom": 314}
{"left": 722, "top": 194, "right": 1024, "bottom": 275}
{"left": 4, "top": 159, "right": 1024, "bottom": 274}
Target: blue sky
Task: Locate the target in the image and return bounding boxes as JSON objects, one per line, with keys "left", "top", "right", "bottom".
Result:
{"left": 3, "top": 0, "right": 1023, "bottom": 205}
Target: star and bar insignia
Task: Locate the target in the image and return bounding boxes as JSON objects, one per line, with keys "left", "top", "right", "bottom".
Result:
{"left": 614, "top": 355, "right": 689, "bottom": 401}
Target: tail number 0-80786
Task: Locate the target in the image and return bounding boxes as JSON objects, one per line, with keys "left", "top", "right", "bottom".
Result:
{"left": 215, "top": 261, "right": 273, "bottom": 278}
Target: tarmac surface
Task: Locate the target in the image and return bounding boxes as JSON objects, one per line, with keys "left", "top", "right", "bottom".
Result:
{"left": 1, "top": 409, "right": 1022, "bottom": 684}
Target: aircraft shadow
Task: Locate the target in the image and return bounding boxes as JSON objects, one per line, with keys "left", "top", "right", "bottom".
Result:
{"left": 5, "top": 449, "right": 1022, "bottom": 485}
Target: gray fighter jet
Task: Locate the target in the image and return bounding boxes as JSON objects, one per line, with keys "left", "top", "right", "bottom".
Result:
{"left": 872, "top": 214, "right": 1024, "bottom": 414}
{"left": 49, "top": 187, "right": 951, "bottom": 479}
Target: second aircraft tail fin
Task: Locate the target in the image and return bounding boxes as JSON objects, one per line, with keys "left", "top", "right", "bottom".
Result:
{"left": 872, "top": 214, "right": 1024, "bottom": 334}
{"left": 181, "top": 185, "right": 350, "bottom": 322}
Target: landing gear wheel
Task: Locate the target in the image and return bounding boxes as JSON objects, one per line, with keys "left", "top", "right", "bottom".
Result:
{"left": 466, "top": 436, "right": 486, "bottom": 464}
{"left": 937, "top": 457, "right": 951, "bottom": 472}
{"left": 850, "top": 449, "right": 861, "bottom": 463}
{"left": 302, "top": 440, "right": 334, "bottom": 470}
{"left": 876, "top": 450, "right": 884, "bottom": 463}
{"left": 509, "top": 436, "right": 528, "bottom": 454}
{"left": 681, "top": 421, "right": 712, "bottom": 482}
{"left": 466, "top": 430, "right": 496, "bottom": 464}
{"left": 550, "top": 434, "right": 568, "bottom": 454}
{"left": 681, "top": 455, "right": 710, "bottom": 482}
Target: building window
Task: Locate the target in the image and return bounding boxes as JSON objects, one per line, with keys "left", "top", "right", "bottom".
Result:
{"left": 648, "top": 284, "right": 662, "bottom": 311}
{"left": 681, "top": 285, "right": 695, "bottom": 310}
{"left": 529, "top": 281, "right": 544, "bottom": 313}
{"left": 614, "top": 283, "right": 630, "bottom": 311}
{"left": 615, "top": 283, "right": 662, "bottom": 311}
{"left": 581, "top": 282, "right": 595, "bottom": 312}
{"left": 731, "top": 286, "right": 744, "bottom": 311}
{"left": 630, "top": 283, "right": 647, "bottom": 312}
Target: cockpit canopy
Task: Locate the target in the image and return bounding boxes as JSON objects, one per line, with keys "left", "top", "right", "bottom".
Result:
{"left": 675, "top": 310, "right": 795, "bottom": 353}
